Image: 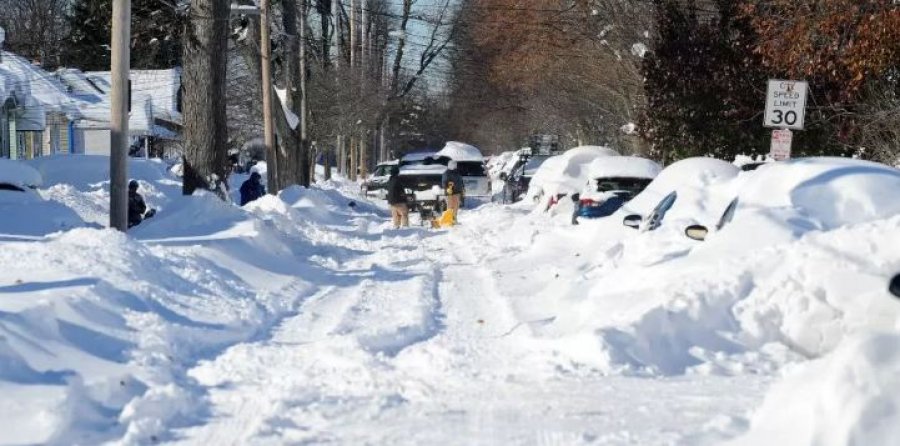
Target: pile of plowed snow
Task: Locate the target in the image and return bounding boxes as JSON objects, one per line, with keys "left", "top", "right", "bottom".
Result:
{"left": 0, "top": 155, "right": 385, "bottom": 444}
{"left": 472, "top": 156, "right": 900, "bottom": 441}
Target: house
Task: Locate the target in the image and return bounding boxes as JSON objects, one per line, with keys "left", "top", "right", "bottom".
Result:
{"left": 0, "top": 31, "right": 183, "bottom": 160}
{"left": 75, "top": 69, "right": 183, "bottom": 158}
{"left": 0, "top": 51, "right": 83, "bottom": 159}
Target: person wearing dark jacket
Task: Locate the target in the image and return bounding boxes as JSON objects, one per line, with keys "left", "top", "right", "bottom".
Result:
{"left": 240, "top": 172, "right": 266, "bottom": 206}
{"left": 442, "top": 160, "right": 465, "bottom": 221}
{"left": 385, "top": 166, "right": 409, "bottom": 228}
{"left": 128, "top": 180, "right": 152, "bottom": 228}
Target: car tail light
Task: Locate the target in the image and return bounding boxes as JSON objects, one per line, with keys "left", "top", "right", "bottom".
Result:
{"left": 580, "top": 198, "right": 597, "bottom": 206}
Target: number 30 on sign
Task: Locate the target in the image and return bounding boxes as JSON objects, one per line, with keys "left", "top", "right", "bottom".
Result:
{"left": 764, "top": 80, "right": 808, "bottom": 130}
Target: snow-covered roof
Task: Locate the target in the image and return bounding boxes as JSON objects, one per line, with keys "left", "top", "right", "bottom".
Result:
{"left": 588, "top": 156, "right": 662, "bottom": 180}
{"left": 436, "top": 141, "right": 483, "bottom": 162}
{"left": 87, "top": 69, "right": 183, "bottom": 125}
{"left": 55, "top": 68, "right": 104, "bottom": 102}
{"left": 0, "top": 51, "right": 84, "bottom": 116}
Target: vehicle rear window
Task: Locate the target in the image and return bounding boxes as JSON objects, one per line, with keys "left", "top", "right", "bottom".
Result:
{"left": 522, "top": 156, "right": 550, "bottom": 176}
{"left": 0, "top": 183, "right": 25, "bottom": 192}
{"left": 595, "top": 177, "right": 653, "bottom": 200}
{"left": 457, "top": 162, "right": 485, "bottom": 176}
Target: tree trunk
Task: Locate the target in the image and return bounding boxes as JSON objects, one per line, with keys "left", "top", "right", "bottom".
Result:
{"left": 282, "top": 0, "right": 309, "bottom": 187}
{"left": 349, "top": 136, "right": 357, "bottom": 181}
{"left": 182, "top": 0, "right": 229, "bottom": 197}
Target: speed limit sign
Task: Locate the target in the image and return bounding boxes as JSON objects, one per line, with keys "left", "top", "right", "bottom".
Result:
{"left": 764, "top": 80, "right": 808, "bottom": 130}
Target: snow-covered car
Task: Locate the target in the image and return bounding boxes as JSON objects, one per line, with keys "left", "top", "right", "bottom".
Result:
{"left": 620, "top": 157, "right": 739, "bottom": 232}
{"left": 362, "top": 161, "right": 398, "bottom": 199}
{"left": 436, "top": 141, "right": 490, "bottom": 197}
{"left": 526, "top": 145, "right": 620, "bottom": 209}
{"left": 0, "top": 158, "right": 85, "bottom": 236}
{"left": 679, "top": 158, "right": 900, "bottom": 249}
{"left": 500, "top": 149, "right": 555, "bottom": 203}
{"left": 575, "top": 157, "right": 662, "bottom": 219}
{"left": 400, "top": 150, "right": 440, "bottom": 167}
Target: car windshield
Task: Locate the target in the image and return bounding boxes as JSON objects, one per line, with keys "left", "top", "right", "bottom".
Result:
{"left": 456, "top": 161, "right": 485, "bottom": 176}
{"left": 595, "top": 177, "right": 653, "bottom": 200}
{"left": 522, "top": 155, "right": 550, "bottom": 176}
{"left": 373, "top": 166, "right": 390, "bottom": 177}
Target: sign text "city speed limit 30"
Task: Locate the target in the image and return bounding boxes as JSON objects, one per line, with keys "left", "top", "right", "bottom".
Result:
{"left": 764, "top": 80, "right": 808, "bottom": 130}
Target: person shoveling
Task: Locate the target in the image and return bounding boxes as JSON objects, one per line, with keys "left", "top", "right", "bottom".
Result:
{"left": 437, "top": 160, "right": 465, "bottom": 227}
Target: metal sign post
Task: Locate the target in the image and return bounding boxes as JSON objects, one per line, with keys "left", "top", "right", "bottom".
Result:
{"left": 764, "top": 79, "right": 808, "bottom": 160}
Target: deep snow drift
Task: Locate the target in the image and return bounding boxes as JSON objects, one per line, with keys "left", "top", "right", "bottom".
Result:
{"left": 2, "top": 154, "right": 900, "bottom": 445}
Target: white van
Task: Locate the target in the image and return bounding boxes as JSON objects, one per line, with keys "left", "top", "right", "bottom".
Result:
{"left": 436, "top": 142, "right": 490, "bottom": 197}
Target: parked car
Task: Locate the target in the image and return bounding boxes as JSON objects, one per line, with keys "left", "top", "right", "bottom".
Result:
{"left": 436, "top": 141, "right": 491, "bottom": 198}
{"left": 891, "top": 274, "right": 900, "bottom": 298}
{"left": 576, "top": 157, "right": 661, "bottom": 219}
{"left": 525, "top": 145, "right": 620, "bottom": 210}
{"left": 362, "top": 160, "right": 398, "bottom": 199}
{"left": 620, "top": 157, "right": 740, "bottom": 232}
{"left": 0, "top": 159, "right": 85, "bottom": 236}
{"left": 501, "top": 151, "right": 554, "bottom": 203}
{"left": 678, "top": 158, "right": 900, "bottom": 248}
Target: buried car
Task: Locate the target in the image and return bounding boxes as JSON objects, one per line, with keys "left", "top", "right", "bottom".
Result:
{"left": 677, "top": 157, "right": 900, "bottom": 248}
{"left": 362, "top": 160, "right": 398, "bottom": 199}
{"left": 436, "top": 141, "right": 491, "bottom": 197}
{"left": 526, "top": 145, "right": 621, "bottom": 209}
{"left": 576, "top": 156, "right": 662, "bottom": 220}
{"left": 619, "top": 157, "right": 740, "bottom": 232}
{"left": 0, "top": 158, "right": 86, "bottom": 236}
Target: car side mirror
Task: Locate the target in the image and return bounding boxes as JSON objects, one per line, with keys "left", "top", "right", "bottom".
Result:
{"left": 499, "top": 172, "right": 508, "bottom": 181}
{"left": 890, "top": 274, "right": 900, "bottom": 298}
{"left": 623, "top": 214, "right": 642, "bottom": 229}
{"left": 685, "top": 224, "right": 709, "bottom": 241}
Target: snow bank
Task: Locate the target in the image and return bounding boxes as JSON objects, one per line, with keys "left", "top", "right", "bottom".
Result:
{"left": 732, "top": 332, "right": 900, "bottom": 446}
{"left": 436, "top": 141, "right": 483, "bottom": 162}
{"left": 0, "top": 158, "right": 43, "bottom": 188}
{"left": 527, "top": 145, "right": 620, "bottom": 203}
{"left": 26, "top": 155, "right": 169, "bottom": 190}
{"left": 0, "top": 155, "right": 388, "bottom": 443}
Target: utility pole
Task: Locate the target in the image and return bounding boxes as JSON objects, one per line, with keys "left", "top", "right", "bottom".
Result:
{"left": 110, "top": 0, "right": 130, "bottom": 231}
{"left": 260, "top": 0, "right": 278, "bottom": 193}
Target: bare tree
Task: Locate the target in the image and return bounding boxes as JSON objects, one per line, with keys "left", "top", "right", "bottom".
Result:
{"left": 0, "top": 0, "right": 69, "bottom": 67}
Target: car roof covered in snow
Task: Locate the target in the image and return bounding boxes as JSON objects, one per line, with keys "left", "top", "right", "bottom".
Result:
{"left": 733, "top": 157, "right": 900, "bottom": 230}
{"left": 0, "top": 158, "right": 43, "bottom": 188}
{"left": 436, "top": 142, "right": 484, "bottom": 162}
{"left": 621, "top": 157, "right": 739, "bottom": 223}
{"left": 401, "top": 151, "right": 439, "bottom": 162}
{"left": 588, "top": 156, "right": 662, "bottom": 180}
{"left": 528, "top": 145, "right": 621, "bottom": 198}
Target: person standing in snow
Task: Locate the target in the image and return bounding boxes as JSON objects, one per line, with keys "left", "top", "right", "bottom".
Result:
{"left": 442, "top": 160, "right": 465, "bottom": 221}
{"left": 240, "top": 172, "right": 266, "bottom": 206}
{"left": 128, "top": 180, "right": 155, "bottom": 229}
{"left": 385, "top": 166, "right": 409, "bottom": 228}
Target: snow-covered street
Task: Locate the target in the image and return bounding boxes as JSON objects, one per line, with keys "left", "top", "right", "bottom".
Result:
{"left": 172, "top": 208, "right": 769, "bottom": 445}
{"left": 3, "top": 156, "right": 900, "bottom": 445}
